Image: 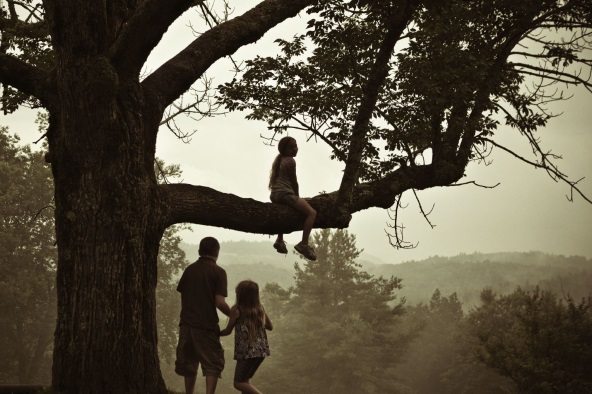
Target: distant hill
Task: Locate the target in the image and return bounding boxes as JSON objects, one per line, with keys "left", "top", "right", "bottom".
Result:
{"left": 363, "top": 252, "right": 592, "bottom": 308}
{"left": 181, "top": 239, "right": 383, "bottom": 267}
{"left": 180, "top": 242, "right": 592, "bottom": 307}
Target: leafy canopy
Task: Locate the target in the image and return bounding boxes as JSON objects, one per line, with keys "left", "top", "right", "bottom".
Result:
{"left": 219, "top": 0, "right": 592, "bottom": 197}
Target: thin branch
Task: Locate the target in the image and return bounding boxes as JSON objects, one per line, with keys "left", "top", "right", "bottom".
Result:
{"left": 160, "top": 75, "right": 223, "bottom": 126}
{"left": 447, "top": 181, "right": 501, "bottom": 189}
{"left": 411, "top": 189, "right": 435, "bottom": 229}
{"left": 256, "top": 102, "right": 347, "bottom": 161}
{"left": 30, "top": 204, "right": 55, "bottom": 221}
{"left": 511, "top": 61, "right": 592, "bottom": 89}
{"left": 142, "top": 0, "right": 317, "bottom": 113}
{"left": 483, "top": 137, "right": 591, "bottom": 204}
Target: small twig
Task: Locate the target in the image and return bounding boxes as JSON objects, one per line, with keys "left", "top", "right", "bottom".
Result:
{"left": 385, "top": 193, "right": 418, "bottom": 250}
{"left": 447, "top": 181, "right": 501, "bottom": 189}
{"left": 483, "top": 137, "right": 591, "bottom": 204}
{"left": 33, "top": 132, "right": 47, "bottom": 144}
{"left": 411, "top": 189, "right": 435, "bottom": 229}
{"left": 30, "top": 204, "right": 55, "bottom": 221}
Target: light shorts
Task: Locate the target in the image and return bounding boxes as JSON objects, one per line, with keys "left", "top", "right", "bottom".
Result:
{"left": 234, "top": 357, "right": 265, "bottom": 383}
{"left": 175, "top": 325, "right": 225, "bottom": 378}
{"left": 270, "top": 191, "right": 299, "bottom": 208}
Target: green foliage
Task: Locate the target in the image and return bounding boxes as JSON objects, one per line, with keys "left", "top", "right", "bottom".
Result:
{"left": 395, "top": 290, "right": 465, "bottom": 393}
{"left": 256, "top": 229, "right": 414, "bottom": 393}
{"left": 0, "top": 1, "right": 53, "bottom": 113}
{"left": 0, "top": 126, "right": 55, "bottom": 384}
{"left": 467, "top": 287, "right": 592, "bottom": 393}
{"left": 156, "top": 225, "right": 189, "bottom": 364}
{"left": 206, "top": 244, "right": 590, "bottom": 393}
{"left": 395, "top": 289, "right": 518, "bottom": 393}
{"left": 218, "top": 0, "right": 591, "bottom": 180}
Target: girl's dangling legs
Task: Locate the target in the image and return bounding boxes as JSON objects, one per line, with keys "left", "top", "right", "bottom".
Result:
{"left": 293, "top": 198, "right": 317, "bottom": 260}
{"left": 273, "top": 234, "right": 287, "bottom": 254}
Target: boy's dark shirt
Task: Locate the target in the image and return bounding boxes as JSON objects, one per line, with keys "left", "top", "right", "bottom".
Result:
{"left": 177, "top": 256, "right": 228, "bottom": 330}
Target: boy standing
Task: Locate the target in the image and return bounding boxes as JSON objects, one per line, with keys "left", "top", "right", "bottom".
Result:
{"left": 175, "top": 237, "right": 230, "bottom": 394}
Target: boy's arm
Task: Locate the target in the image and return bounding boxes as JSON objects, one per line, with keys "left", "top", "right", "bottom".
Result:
{"left": 219, "top": 306, "right": 239, "bottom": 336}
{"left": 215, "top": 294, "right": 231, "bottom": 317}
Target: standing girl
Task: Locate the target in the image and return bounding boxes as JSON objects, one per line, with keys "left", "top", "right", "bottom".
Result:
{"left": 269, "top": 136, "right": 317, "bottom": 261}
{"left": 220, "top": 280, "right": 273, "bottom": 394}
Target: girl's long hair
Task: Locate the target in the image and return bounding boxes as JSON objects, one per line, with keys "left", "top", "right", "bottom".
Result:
{"left": 268, "top": 136, "right": 295, "bottom": 190}
{"left": 235, "top": 280, "right": 266, "bottom": 344}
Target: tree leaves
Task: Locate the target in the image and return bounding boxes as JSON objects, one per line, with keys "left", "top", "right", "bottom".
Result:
{"left": 218, "top": 0, "right": 592, "bottom": 189}
{"left": 467, "top": 287, "right": 592, "bottom": 393}
{"left": 0, "top": 126, "right": 55, "bottom": 384}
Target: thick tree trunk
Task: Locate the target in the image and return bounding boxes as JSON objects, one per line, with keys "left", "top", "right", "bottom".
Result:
{"left": 47, "top": 53, "right": 167, "bottom": 392}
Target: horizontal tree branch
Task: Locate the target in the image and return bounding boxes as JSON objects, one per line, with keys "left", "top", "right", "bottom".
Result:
{"left": 159, "top": 161, "right": 465, "bottom": 233}
{"left": 142, "top": 0, "right": 316, "bottom": 113}
{"left": 0, "top": 53, "right": 47, "bottom": 103}
{"left": 510, "top": 61, "right": 592, "bottom": 88}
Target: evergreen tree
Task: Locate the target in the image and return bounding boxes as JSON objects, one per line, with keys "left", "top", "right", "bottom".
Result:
{"left": 260, "top": 229, "right": 413, "bottom": 393}
{"left": 395, "top": 290, "right": 464, "bottom": 393}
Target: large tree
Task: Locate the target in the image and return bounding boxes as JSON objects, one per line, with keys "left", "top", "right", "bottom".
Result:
{"left": 1, "top": 0, "right": 591, "bottom": 392}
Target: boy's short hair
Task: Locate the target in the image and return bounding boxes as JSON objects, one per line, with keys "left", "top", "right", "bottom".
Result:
{"left": 199, "top": 237, "right": 220, "bottom": 257}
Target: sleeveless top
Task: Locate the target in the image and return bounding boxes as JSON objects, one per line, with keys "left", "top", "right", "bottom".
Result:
{"left": 234, "top": 307, "right": 271, "bottom": 360}
{"left": 270, "top": 157, "right": 296, "bottom": 195}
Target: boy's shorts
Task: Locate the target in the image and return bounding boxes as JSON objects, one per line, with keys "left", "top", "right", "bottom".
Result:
{"left": 175, "top": 325, "right": 225, "bottom": 378}
{"left": 270, "top": 191, "right": 299, "bottom": 208}
{"left": 234, "top": 357, "right": 265, "bottom": 383}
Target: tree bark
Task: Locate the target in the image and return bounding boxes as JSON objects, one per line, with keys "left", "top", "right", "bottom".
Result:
{"left": 44, "top": 30, "right": 168, "bottom": 390}
{"left": 160, "top": 160, "right": 465, "bottom": 232}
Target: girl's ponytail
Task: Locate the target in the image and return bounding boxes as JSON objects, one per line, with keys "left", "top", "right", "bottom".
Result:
{"left": 268, "top": 154, "right": 282, "bottom": 190}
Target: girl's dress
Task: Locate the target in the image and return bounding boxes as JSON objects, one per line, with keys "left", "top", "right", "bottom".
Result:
{"left": 234, "top": 308, "right": 270, "bottom": 359}
{"left": 233, "top": 307, "right": 270, "bottom": 382}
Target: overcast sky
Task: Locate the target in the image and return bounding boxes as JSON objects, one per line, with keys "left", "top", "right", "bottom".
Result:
{"left": 4, "top": 6, "right": 591, "bottom": 264}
